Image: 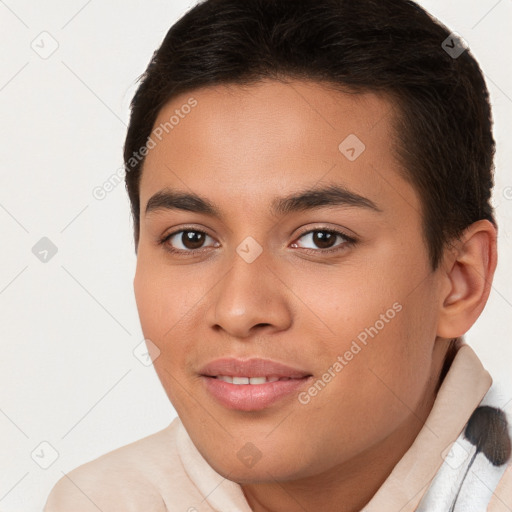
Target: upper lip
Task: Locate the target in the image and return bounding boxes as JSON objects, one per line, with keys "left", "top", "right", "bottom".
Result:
{"left": 199, "top": 358, "right": 312, "bottom": 378}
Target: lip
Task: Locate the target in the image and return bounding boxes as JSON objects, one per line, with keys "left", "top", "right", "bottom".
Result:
{"left": 199, "top": 357, "right": 313, "bottom": 411}
{"left": 198, "top": 357, "right": 311, "bottom": 379}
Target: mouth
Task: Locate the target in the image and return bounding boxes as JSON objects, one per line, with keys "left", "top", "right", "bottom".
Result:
{"left": 208, "top": 375, "right": 307, "bottom": 384}
{"left": 200, "top": 373, "right": 313, "bottom": 411}
{"left": 198, "top": 357, "right": 313, "bottom": 411}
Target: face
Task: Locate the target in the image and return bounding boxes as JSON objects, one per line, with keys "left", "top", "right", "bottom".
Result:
{"left": 133, "top": 79, "right": 445, "bottom": 482}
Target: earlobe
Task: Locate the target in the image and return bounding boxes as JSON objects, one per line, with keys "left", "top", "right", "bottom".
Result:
{"left": 436, "top": 220, "right": 497, "bottom": 338}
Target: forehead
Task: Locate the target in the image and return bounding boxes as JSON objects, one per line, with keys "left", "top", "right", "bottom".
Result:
{"left": 139, "top": 79, "right": 421, "bottom": 225}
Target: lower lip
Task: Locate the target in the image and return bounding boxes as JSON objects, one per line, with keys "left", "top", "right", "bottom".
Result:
{"left": 201, "top": 376, "right": 312, "bottom": 411}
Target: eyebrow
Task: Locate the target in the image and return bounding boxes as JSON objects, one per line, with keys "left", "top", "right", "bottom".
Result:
{"left": 144, "top": 183, "right": 382, "bottom": 219}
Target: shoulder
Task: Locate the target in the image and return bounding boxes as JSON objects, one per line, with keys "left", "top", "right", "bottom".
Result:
{"left": 44, "top": 419, "right": 180, "bottom": 512}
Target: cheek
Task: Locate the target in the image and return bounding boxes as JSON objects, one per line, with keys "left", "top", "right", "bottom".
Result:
{"left": 133, "top": 265, "right": 181, "bottom": 361}
{"left": 290, "top": 260, "right": 403, "bottom": 354}
{"left": 133, "top": 258, "right": 197, "bottom": 338}
{"left": 132, "top": 257, "right": 215, "bottom": 401}
{"left": 295, "top": 254, "right": 437, "bottom": 434}
{"left": 133, "top": 262, "right": 196, "bottom": 408}
{"left": 133, "top": 264, "right": 161, "bottom": 336}
{"left": 299, "top": 311, "right": 431, "bottom": 466}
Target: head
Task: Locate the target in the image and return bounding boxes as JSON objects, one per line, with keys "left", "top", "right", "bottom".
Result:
{"left": 125, "top": 0, "right": 498, "bottom": 484}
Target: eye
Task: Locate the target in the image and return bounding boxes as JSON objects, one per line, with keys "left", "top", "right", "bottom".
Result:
{"left": 159, "top": 228, "right": 219, "bottom": 255}
{"left": 291, "top": 228, "right": 357, "bottom": 253}
{"left": 158, "top": 226, "right": 357, "bottom": 257}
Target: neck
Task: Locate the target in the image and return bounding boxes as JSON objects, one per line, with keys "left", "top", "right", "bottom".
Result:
{"left": 240, "top": 338, "right": 460, "bottom": 512}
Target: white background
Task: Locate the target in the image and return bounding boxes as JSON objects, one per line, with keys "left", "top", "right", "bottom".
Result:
{"left": 0, "top": 1, "right": 511, "bottom": 510}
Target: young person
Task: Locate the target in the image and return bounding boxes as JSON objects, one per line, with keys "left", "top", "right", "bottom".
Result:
{"left": 45, "top": 0, "right": 512, "bottom": 510}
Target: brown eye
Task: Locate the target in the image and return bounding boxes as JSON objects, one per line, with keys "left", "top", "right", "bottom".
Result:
{"left": 293, "top": 229, "right": 354, "bottom": 252}
{"left": 162, "top": 229, "right": 217, "bottom": 254}
{"left": 311, "top": 231, "right": 337, "bottom": 249}
{"left": 180, "top": 231, "right": 206, "bottom": 250}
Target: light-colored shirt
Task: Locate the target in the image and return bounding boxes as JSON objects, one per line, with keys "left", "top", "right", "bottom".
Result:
{"left": 44, "top": 343, "right": 512, "bottom": 511}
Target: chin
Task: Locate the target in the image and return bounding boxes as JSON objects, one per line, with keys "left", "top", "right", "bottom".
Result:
{"left": 205, "top": 449, "right": 314, "bottom": 484}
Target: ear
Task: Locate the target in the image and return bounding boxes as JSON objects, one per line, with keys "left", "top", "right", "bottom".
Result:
{"left": 436, "top": 220, "right": 498, "bottom": 338}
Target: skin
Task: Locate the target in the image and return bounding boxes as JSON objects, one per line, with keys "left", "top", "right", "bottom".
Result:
{"left": 133, "top": 79, "right": 497, "bottom": 512}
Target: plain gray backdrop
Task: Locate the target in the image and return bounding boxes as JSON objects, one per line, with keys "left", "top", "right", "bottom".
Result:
{"left": 0, "top": 1, "right": 511, "bottom": 510}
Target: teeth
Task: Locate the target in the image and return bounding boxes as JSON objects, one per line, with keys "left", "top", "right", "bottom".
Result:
{"left": 248, "top": 377, "right": 267, "bottom": 385}
{"left": 216, "top": 375, "right": 285, "bottom": 384}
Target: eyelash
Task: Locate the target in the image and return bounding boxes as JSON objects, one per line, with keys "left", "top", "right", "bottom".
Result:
{"left": 158, "top": 226, "right": 357, "bottom": 257}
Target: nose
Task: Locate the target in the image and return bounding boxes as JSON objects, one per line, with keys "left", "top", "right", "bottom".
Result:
{"left": 206, "top": 247, "right": 293, "bottom": 339}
